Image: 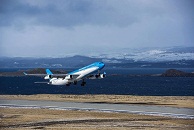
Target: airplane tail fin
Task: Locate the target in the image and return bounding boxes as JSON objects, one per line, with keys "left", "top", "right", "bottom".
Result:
{"left": 45, "top": 69, "right": 53, "bottom": 80}
{"left": 46, "top": 69, "right": 53, "bottom": 75}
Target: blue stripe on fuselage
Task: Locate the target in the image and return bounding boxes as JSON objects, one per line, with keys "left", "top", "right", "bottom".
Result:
{"left": 68, "top": 62, "right": 105, "bottom": 75}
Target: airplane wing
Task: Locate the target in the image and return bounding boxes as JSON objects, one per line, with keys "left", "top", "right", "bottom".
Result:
{"left": 23, "top": 72, "right": 68, "bottom": 77}
{"left": 34, "top": 82, "right": 50, "bottom": 84}
{"left": 87, "top": 72, "right": 106, "bottom": 79}
{"left": 68, "top": 75, "right": 80, "bottom": 80}
{"left": 24, "top": 72, "right": 80, "bottom": 79}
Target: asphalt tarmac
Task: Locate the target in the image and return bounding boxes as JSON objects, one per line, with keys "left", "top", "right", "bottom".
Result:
{"left": 1, "top": 99, "right": 194, "bottom": 119}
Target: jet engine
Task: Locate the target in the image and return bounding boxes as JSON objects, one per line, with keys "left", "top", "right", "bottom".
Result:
{"left": 65, "top": 75, "right": 73, "bottom": 80}
{"left": 100, "top": 72, "right": 106, "bottom": 78}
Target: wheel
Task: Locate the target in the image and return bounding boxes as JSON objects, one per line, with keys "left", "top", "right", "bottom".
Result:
{"left": 66, "top": 84, "right": 70, "bottom": 86}
{"left": 73, "top": 81, "right": 77, "bottom": 85}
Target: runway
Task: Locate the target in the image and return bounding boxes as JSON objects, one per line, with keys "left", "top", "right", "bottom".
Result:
{"left": 1, "top": 99, "right": 194, "bottom": 119}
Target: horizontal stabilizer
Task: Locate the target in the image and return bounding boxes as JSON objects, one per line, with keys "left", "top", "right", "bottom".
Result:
{"left": 34, "top": 82, "right": 49, "bottom": 84}
{"left": 23, "top": 72, "right": 28, "bottom": 75}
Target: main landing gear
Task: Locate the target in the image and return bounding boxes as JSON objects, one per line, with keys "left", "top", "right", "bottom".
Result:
{"left": 66, "top": 83, "right": 70, "bottom": 86}
{"left": 65, "top": 80, "right": 86, "bottom": 86}
{"left": 81, "top": 80, "right": 86, "bottom": 86}
{"left": 73, "top": 81, "right": 77, "bottom": 85}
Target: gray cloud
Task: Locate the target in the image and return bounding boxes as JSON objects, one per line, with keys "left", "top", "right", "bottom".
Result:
{"left": 0, "top": 0, "right": 193, "bottom": 57}
{"left": 0, "top": 0, "right": 166, "bottom": 28}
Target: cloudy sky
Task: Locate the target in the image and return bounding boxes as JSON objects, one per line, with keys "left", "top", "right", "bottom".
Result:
{"left": 0, "top": 0, "right": 194, "bottom": 57}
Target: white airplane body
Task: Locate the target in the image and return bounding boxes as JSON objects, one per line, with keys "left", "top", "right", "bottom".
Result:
{"left": 24, "top": 62, "right": 106, "bottom": 86}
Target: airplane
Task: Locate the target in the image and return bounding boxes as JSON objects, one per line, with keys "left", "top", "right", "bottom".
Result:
{"left": 24, "top": 62, "right": 106, "bottom": 86}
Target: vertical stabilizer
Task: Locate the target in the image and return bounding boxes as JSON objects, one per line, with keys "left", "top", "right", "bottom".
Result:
{"left": 46, "top": 69, "right": 53, "bottom": 75}
{"left": 45, "top": 69, "right": 53, "bottom": 80}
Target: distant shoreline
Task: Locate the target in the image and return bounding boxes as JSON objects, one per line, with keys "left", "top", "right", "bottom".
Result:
{"left": 1, "top": 68, "right": 194, "bottom": 77}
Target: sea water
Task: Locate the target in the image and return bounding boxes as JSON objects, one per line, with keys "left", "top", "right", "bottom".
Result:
{"left": 0, "top": 68, "right": 194, "bottom": 95}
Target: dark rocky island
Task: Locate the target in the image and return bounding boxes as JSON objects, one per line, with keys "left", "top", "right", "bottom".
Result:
{"left": 161, "top": 69, "right": 194, "bottom": 77}
{"left": 0, "top": 68, "right": 67, "bottom": 77}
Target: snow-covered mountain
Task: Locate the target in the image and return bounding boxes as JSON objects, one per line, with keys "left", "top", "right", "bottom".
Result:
{"left": 0, "top": 46, "right": 193, "bottom": 68}
{"left": 90, "top": 46, "right": 194, "bottom": 63}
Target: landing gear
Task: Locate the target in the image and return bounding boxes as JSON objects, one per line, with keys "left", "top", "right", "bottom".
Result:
{"left": 66, "top": 83, "right": 71, "bottom": 86}
{"left": 73, "top": 81, "right": 77, "bottom": 85}
{"left": 81, "top": 80, "right": 86, "bottom": 86}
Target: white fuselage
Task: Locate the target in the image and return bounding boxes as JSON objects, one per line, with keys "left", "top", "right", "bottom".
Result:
{"left": 50, "top": 66, "right": 100, "bottom": 85}
{"left": 71, "top": 67, "right": 99, "bottom": 80}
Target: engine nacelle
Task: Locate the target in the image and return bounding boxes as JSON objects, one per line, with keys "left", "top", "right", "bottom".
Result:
{"left": 100, "top": 73, "right": 106, "bottom": 78}
{"left": 65, "top": 75, "right": 73, "bottom": 80}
